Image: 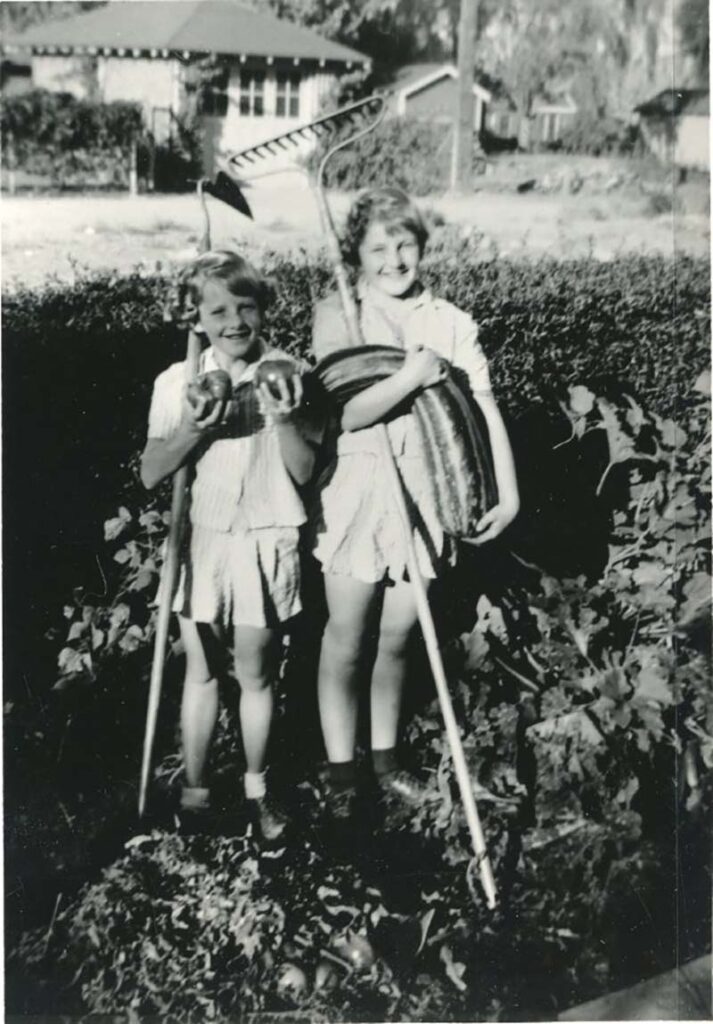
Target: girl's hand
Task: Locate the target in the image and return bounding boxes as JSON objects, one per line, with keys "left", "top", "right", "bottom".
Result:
{"left": 402, "top": 346, "right": 448, "bottom": 391}
{"left": 181, "top": 390, "right": 228, "bottom": 435}
{"left": 471, "top": 500, "right": 519, "bottom": 545}
{"left": 258, "top": 373, "right": 304, "bottom": 425}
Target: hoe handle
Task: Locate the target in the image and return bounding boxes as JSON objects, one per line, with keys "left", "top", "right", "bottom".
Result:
{"left": 138, "top": 328, "right": 201, "bottom": 818}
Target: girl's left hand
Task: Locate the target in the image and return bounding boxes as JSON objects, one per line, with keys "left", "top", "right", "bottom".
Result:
{"left": 471, "top": 500, "right": 519, "bottom": 545}
{"left": 257, "top": 374, "right": 304, "bottom": 424}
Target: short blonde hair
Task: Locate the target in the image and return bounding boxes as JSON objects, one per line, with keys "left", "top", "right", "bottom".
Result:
{"left": 169, "top": 249, "right": 275, "bottom": 324}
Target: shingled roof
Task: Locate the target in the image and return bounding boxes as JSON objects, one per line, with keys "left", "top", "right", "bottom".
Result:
{"left": 2, "top": 0, "right": 368, "bottom": 65}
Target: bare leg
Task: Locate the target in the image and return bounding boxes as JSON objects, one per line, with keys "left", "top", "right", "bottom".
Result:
{"left": 318, "top": 574, "right": 378, "bottom": 764}
{"left": 370, "top": 578, "right": 425, "bottom": 752}
{"left": 179, "top": 618, "right": 222, "bottom": 789}
{"left": 233, "top": 624, "right": 280, "bottom": 775}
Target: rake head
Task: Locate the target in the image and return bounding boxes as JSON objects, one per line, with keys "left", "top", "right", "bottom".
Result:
{"left": 224, "top": 94, "right": 385, "bottom": 177}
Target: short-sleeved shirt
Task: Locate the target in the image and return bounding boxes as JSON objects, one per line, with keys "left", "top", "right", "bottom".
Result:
{"left": 311, "top": 280, "right": 492, "bottom": 457}
{"left": 147, "top": 345, "right": 307, "bottom": 533}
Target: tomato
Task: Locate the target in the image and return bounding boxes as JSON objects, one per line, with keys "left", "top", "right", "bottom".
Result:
{"left": 186, "top": 370, "right": 232, "bottom": 412}
{"left": 201, "top": 369, "right": 232, "bottom": 401}
{"left": 255, "top": 358, "right": 297, "bottom": 399}
{"left": 276, "top": 962, "right": 309, "bottom": 1000}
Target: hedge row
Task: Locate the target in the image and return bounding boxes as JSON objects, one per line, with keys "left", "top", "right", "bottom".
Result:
{"left": 3, "top": 251, "right": 708, "bottom": 686}
{"left": 5, "top": 249, "right": 709, "bottom": 423}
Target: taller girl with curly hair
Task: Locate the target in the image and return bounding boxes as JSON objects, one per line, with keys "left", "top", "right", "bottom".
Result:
{"left": 311, "top": 187, "right": 519, "bottom": 827}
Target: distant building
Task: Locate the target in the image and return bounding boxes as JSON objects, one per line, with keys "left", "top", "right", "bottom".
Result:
{"left": 634, "top": 89, "right": 709, "bottom": 171}
{"left": 389, "top": 63, "right": 577, "bottom": 147}
{"left": 1, "top": 0, "right": 368, "bottom": 171}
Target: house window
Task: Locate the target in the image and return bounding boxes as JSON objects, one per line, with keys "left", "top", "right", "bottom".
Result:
{"left": 276, "top": 73, "right": 300, "bottom": 117}
{"left": 239, "top": 71, "right": 265, "bottom": 116}
{"left": 199, "top": 65, "right": 229, "bottom": 117}
{"left": 541, "top": 112, "right": 559, "bottom": 142}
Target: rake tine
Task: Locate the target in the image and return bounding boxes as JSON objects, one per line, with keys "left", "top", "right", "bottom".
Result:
{"left": 221, "top": 94, "right": 387, "bottom": 173}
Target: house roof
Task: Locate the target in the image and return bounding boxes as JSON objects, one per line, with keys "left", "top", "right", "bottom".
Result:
{"left": 2, "top": 1, "right": 368, "bottom": 65}
{"left": 635, "top": 88, "right": 709, "bottom": 117}
{"left": 390, "top": 62, "right": 518, "bottom": 114}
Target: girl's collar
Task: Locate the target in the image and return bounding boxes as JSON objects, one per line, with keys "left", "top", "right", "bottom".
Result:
{"left": 202, "top": 340, "right": 268, "bottom": 380}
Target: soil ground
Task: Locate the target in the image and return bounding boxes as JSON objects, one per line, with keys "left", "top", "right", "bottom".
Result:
{"left": 2, "top": 154, "right": 709, "bottom": 290}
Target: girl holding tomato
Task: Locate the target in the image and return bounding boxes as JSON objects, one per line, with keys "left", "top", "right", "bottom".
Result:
{"left": 141, "top": 250, "right": 316, "bottom": 841}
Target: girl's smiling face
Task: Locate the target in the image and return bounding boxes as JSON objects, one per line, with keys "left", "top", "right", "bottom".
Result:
{"left": 197, "top": 278, "right": 263, "bottom": 365}
{"left": 358, "top": 220, "right": 421, "bottom": 298}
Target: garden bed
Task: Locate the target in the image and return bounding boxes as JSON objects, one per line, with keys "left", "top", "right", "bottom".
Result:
{"left": 4, "top": 249, "right": 711, "bottom": 1020}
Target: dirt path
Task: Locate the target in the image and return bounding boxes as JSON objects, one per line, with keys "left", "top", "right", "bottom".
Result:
{"left": 2, "top": 180, "right": 709, "bottom": 290}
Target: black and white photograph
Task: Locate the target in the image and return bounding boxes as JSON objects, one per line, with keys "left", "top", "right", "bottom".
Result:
{"left": 2, "top": 0, "right": 711, "bottom": 1020}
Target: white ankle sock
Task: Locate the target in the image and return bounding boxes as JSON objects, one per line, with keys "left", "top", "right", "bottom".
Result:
{"left": 244, "top": 771, "right": 267, "bottom": 801}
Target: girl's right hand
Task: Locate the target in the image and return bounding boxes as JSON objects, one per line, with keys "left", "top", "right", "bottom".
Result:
{"left": 181, "top": 390, "right": 227, "bottom": 436}
{"left": 402, "top": 346, "right": 447, "bottom": 391}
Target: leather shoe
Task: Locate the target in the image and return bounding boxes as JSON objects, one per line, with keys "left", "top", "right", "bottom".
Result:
{"left": 323, "top": 782, "right": 358, "bottom": 822}
{"left": 248, "top": 796, "right": 289, "bottom": 842}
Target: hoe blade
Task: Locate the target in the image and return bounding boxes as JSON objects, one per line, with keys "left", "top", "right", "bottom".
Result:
{"left": 203, "top": 171, "right": 253, "bottom": 219}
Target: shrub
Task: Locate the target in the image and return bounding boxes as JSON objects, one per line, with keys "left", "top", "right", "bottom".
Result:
{"left": 558, "top": 114, "right": 640, "bottom": 157}
{"left": 306, "top": 117, "right": 454, "bottom": 195}
{"left": 1, "top": 89, "right": 143, "bottom": 186}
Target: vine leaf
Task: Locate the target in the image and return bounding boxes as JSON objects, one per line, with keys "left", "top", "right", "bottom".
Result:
{"left": 440, "top": 944, "right": 467, "bottom": 991}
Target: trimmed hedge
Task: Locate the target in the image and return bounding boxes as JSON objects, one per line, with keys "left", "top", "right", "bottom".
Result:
{"left": 3, "top": 251, "right": 709, "bottom": 687}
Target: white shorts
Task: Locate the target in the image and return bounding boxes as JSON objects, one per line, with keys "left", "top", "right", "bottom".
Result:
{"left": 173, "top": 523, "right": 302, "bottom": 629}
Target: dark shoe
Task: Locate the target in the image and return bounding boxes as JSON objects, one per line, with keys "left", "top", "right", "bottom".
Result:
{"left": 376, "top": 769, "right": 435, "bottom": 808}
{"left": 248, "top": 795, "right": 289, "bottom": 843}
{"left": 323, "top": 782, "right": 358, "bottom": 822}
{"left": 175, "top": 805, "right": 215, "bottom": 836}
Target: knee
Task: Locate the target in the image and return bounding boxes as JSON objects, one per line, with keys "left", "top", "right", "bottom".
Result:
{"left": 377, "top": 624, "right": 411, "bottom": 660}
{"left": 234, "top": 650, "right": 273, "bottom": 693}
{"left": 323, "top": 617, "right": 365, "bottom": 666}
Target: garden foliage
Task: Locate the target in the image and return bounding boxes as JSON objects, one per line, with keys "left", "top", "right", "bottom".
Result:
{"left": 1, "top": 88, "right": 143, "bottom": 186}
{"left": 5, "top": 246, "right": 711, "bottom": 1020}
{"left": 307, "top": 117, "right": 454, "bottom": 195}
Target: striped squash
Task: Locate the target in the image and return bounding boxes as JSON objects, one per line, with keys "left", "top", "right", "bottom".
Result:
{"left": 314, "top": 345, "right": 498, "bottom": 538}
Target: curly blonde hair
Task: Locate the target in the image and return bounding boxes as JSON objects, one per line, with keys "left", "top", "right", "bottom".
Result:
{"left": 341, "top": 187, "right": 429, "bottom": 268}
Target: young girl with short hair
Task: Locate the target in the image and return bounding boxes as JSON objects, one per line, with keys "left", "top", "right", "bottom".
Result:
{"left": 141, "top": 250, "right": 316, "bottom": 840}
{"left": 311, "top": 187, "right": 519, "bottom": 821}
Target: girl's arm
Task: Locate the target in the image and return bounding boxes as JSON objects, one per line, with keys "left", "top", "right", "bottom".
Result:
{"left": 312, "top": 296, "right": 445, "bottom": 432}
{"left": 450, "top": 311, "right": 519, "bottom": 543}
{"left": 341, "top": 348, "right": 444, "bottom": 431}
{"left": 140, "top": 393, "right": 225, "bottom": 490}
{"left": 258, "top": 378, "right": 316, "bottom": 485}
{"left": 471, "top": 392, "right": 520, "bottom": 544}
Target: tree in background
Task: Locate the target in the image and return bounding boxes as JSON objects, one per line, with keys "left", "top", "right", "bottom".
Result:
{"left": 256, "top": 0, "right": 457, "bottom": 66}
{"left": 678, "top": 0, "right": 709, "bottom": 82}
{"left": 0, "top": 2, "right": 106, "bottom": 35}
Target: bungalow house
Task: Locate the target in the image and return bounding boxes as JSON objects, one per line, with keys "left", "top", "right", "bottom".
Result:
{"left": 389, "top": 63, "right": 577, "bottom": 148}
{"left": 634, "top": 88, "right": 709, "bottom": 172}
{"left": 1, "top": 0, "right": 369, "bottom": 172}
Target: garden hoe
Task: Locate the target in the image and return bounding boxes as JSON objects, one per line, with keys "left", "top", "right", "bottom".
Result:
{"left": 139, "top": 97, "right": 498, "bottom": 909}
